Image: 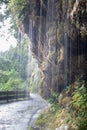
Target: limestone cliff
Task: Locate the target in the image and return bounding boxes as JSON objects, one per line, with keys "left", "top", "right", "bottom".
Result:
{"left": 19, "top": 0, "right": 87, "bottom": 98}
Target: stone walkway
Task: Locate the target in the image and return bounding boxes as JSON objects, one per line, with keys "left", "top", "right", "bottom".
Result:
{"left": 0, "top": 93, "right": 48, "bottom": 130}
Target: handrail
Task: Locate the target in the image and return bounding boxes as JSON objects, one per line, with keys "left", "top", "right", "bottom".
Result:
{"left": 0, "top": 90, "right": 30, "bottom": 103}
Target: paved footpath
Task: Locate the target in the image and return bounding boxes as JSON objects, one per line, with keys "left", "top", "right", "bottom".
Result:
{"left": 0, "top": 93, "right": 48, "bottom": 130}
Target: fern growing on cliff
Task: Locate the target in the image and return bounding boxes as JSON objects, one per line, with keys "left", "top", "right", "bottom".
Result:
{"left": 72, "top": 82, "right": 87, "bottom": 130}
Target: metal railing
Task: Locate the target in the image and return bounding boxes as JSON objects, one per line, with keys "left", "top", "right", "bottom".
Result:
{"left": 0, "top": 90, "right": 30, "bottom": 103}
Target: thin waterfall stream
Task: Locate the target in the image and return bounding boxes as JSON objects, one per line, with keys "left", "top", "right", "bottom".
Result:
{"left": 0, "top": 0, "right": 87, "bottom": 130}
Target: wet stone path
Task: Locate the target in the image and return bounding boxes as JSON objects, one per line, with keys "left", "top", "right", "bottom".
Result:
{"left": 0, "top": 94, "right": 48, "bottom": 130}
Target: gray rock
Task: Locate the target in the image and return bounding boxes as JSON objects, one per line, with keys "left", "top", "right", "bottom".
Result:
{"left": 33, "top": 126, "right": 40, "bottom": 130}
{"left": 55, "top": 124, "right": 69, "bottom": 130}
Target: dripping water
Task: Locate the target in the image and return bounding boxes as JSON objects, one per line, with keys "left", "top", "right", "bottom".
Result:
{"left": 27, "top": 19, "right": 33, "bottom": 92}
{"left": 46, "top": 0, "right": 58, "bottom": 94}
{"left": 16, "top": 29, "right": 23, "bottom": 97}
{"left": 28, "top": 18, "right": 41, "bottom": 94}
{"left": 38, "top": 0, "right": 43, "bottom": 62}
{"left": 64, "top": 32, "right": 68, "bottom": 88}
{"left": 63, "top": 0, "right": 69, "bottom": 88}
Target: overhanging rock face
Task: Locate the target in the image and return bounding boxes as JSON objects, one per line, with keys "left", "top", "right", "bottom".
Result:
{"left": 22, "top": 0, "right": 87, "bottom": 98}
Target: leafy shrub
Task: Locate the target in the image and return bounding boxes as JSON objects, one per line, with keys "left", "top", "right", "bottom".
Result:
{"left": 48, "top": 92, "right": 59, "bottom": 112}
{"left": 72, "top": 82, "right": 87, "bottom": 130}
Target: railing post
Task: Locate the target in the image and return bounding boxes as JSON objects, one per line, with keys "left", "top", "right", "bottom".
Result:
{"left": 16, "top": 90, "right": 18, "bottom": 101}
{"left": 7, "top": 91, "right": 8, "bottom": 103}
{"left": 28, "top": 91, "right": 30, "bottom": 99}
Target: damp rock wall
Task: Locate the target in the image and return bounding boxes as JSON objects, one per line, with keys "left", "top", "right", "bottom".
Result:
{"left": 21, "top": 0, "right": 87, "bottom": 98}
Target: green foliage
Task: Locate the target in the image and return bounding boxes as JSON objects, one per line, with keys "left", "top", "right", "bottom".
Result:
{"left": 36, "top": 110, "right": 54, "bottom": 129}
{"left": 0, "top": 35, "right": 29, "bottom": 91}
{"left": 0, "top": 0, "right": 8, "bottom": 4}
{"left": 0, "top": 56, "right": 11, "bottom": 71}
{"left": 36, "top": 81, "right": 87, "bottom": 130}
{"left": 4, "top": 36, "right": 29, "bottom": 80}
{"left": 78, "top": 119, "right": 87, "bottom": 130}
{"left": 0, "top": 69, "right": 22, "bottom": 91}
{"left": 0, "top": 70, "right": 9, "bottom": 83}
{"left": 48, "top": 92, "right": 59, "bottom": 104}
{"left": 72, "top": 82, "right": 87, "bottom": 130}
{"left": 48, "top": 92, "right": 59, "bottom": 112}
{"left": 28, "top": 126, "right": 34, "bottom": 130}
{"left": 0, "top": 2, "right": 18, "bottom": 38}
{"left": 29, "top": 63, "right": 41, "bottom": 93}
{"left": 8, "top": 0, "right": 29, "bottom": 23}
{"left": 0, "top": 34, "right": 40, "bottom": 93}
{"left": 6, "top": 77, "right": 21, "bottom": 90}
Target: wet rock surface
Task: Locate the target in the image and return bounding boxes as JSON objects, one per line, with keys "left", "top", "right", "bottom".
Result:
{"left": 22, "top": 0, "right": 87, "bottom": 98}
{"left": 0, "top": 93, "right": 48, "bottom": 130}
